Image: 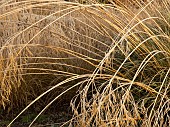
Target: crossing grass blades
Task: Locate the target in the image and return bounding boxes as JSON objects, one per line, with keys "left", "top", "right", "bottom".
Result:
{"left": 0, "top": 0, "right": 169, "bottom": 126}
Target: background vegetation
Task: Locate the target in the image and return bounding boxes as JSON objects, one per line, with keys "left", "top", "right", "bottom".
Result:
{"left": 0, "top": 0, "right": 169, "bottom": 126}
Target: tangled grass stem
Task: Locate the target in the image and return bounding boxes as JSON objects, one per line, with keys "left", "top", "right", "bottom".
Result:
{"left": 0, "top": 0, "right": 169, "bottom": 127}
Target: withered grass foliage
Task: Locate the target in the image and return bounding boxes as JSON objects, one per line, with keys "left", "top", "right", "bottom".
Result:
{"left": 0, "top": 0, "right": 169, "bottom": 127}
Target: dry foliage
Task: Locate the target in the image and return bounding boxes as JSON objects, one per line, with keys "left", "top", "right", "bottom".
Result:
{"left": 0, "top": 0, "right": 169, "bottom": 127}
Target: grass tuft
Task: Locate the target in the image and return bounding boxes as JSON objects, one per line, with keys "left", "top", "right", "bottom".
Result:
{"left": 0, "top": 0, "right": 169, "bottom": 126}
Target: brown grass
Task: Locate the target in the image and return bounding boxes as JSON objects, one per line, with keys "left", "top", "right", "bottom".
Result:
{"left": 0, "top": 0, "right": 169, "bottom": 127}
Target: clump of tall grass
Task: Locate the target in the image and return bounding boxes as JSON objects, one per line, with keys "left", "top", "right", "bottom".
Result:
{"left": 0, "top": 0, "right": 169, "bottom": 126}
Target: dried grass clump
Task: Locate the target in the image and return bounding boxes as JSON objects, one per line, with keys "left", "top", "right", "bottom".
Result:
{"left": 0, "top": 1, "right": 113, "bottom": 109}
{"left": 0, "top": 0, "right": 169, "bottom": 127}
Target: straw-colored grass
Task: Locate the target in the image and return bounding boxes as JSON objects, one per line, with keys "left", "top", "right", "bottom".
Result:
{"left": 0, "top": 0, "right": 169, "bottom": 127}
